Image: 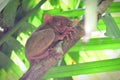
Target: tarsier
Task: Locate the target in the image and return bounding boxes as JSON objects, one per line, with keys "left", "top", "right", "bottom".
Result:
{"left": 25, "top": 14, "right": 78, "bottom": 63}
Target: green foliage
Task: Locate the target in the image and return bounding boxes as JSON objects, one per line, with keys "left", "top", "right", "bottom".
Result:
{"left": 0, "top": 51, "right": 23, "bottom": 79}
{"left": 0, "top": 0, "right": 120, "bottom": 80}
{"left": 0, "top": 0, "right": 9, "bottom": 12}
{"left": 0, "top": 51, "right": 11, "bottom": 68}
{"left": 44, "top": 58, "right": 120, "bottom": 79}
{"left": 109, "top": 2, "right": 120, "bottom": 12}
{"left": 3, "top": 0, "right": 19, "bottom": 26}
{"left": 102, "top": 13, "right": 120, "bottom": 40}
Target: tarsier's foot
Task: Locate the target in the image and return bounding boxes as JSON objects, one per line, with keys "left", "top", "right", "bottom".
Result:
{"left": 29, "top": 50, "right": 49, "bottom": 61}
{"left": 32, "top": 48, "right": 59, "bottom": 60}
{"left": 30, "top": 48, "right": 60, "bottom": 61}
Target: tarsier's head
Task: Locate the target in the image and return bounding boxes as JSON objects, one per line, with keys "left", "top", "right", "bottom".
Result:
{"left": 44, "top": 14, "right": 78, "bottom": 33}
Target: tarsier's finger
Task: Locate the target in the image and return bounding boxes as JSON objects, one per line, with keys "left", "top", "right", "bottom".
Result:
{"left": 69, "top": 32, "right": 73, "bottom": 39}
{"left": 67, "top": 27, "right": 75, "bottom": 33}
{"left": 66, "top": 35, "right": 70, "bottom": 40}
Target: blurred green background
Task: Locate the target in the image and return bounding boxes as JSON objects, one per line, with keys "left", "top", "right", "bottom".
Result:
{"left": 0, "top": 0, "right": 120, "bottom": 80}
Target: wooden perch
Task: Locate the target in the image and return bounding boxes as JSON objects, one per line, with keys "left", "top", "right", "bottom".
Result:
{"left": 19, "top": 0, "right": 113, "bottom": 80}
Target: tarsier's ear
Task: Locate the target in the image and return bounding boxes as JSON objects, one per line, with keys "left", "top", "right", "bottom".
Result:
{"left": 44, "top": 14, "right": 53, "bottom": 24}
{"left": 72, "top": 18, "right": 78, "bottom": 27}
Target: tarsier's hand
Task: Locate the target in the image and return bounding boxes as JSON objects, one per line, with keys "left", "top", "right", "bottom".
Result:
{"left": 63, "top": 18, "right": 78, "bottom": 40}
{"left": 55, "top": 27, "right": 74, "bottom": 41}
{"left": 63, "top": 27, "right": 75, "bottom": 40}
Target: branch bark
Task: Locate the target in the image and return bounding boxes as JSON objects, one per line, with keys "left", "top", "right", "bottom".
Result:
{"left": 20, "top": 0, "right": 113, "bottom": 80}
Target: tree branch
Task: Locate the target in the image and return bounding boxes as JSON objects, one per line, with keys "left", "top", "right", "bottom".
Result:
{"left": 20, "top": 0, "right": 113, "bottom": 80}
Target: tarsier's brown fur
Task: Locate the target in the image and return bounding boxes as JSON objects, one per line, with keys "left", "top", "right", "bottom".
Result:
{"left": 25, "top": 14, "right": 78, "bottom": 63}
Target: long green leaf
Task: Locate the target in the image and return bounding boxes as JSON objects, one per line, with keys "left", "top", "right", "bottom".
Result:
{"left": 0, "top": 51, "right": 23, "bottom": 79}
{"left": 0, "top": 0, "right": 47, "bottom": 45}
{"left": 45, "top": 9, "right": 84, "bottom": 18}
{"left": 43, "top": 58, "right": 120, "bottom": 79}
{"left": 68, "top": 38, "right": 120, "bottom": 52}
{"left": 3, "top": 0, "right": 19, "bottom": 26}
{"left": 109, "top": 2, "right": 120, "bottom": 13}
{"left": 0, "top": 51, "right": 11, "bottom": 68}
{"left": 102, "top": 13, "right": 120, "bottom": 40}
{"left": 22, "top": 0, "right": 40, "bottom": 11}
{"left": 5, "top": 37, "right": 23, "bottom": 53}
{"left": 0, "top": 0, "right": 9, "bottom": 12}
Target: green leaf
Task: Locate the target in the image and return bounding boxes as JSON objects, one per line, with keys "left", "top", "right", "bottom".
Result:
{"left": 109, "top": 2, "right": 120, "bottom": 13}
{"left": 2, "top": 36, "right": 26, "bottom": 65}
{"left": 54, "top": 77, "right": 72, "bottom": 80}
{"left": 68, "top": 0, "right": 79, "bottom": 9}
{"left": 22, "top": 0, "right": 40, "bottom": 11}
{"left": 3, "top": 0, "right": 19, "bottom": 26}
{"left": 44, "top": 58, "right": 120, "bottom": 79}
{"left": 0, "top": 0, "right": 9, "bottom": 12}
{"left": 59, "top": 0, "right": 78, "bottom": 10}
{"left": 0, "top": 51, "right": 11, "bottom": 68}
{"left": 0, "top": 68, "right": 20, "bottom": 80}
{"left": 5, "top": 37, "right": 24, "bottom": 53}
{"left": 102, "top": 13, "right": 120, "bottom": 40}
{"left": 68, "top": 52, "right": 80, "bottom": 63}
{"left": 77, "top": 0, "right": 84, "bottom": 8}
{"left": 0, "top": 52, "right": 23, "bottom": 79}
{"left": 28, "top": 10, "right": 43, "bottom": 27}
{"left": 49, "top": 0, "right": 59, "bottom": 8}
{"left": 15, "top": 21, "right": 35, "bottom": 36}
{"left": 0, "top": 0, "right": 47, "bottom": 46}
{"left": 45, "top": 9, "right": 84, "bottom": 18}
{"left": 68, "top": 38, "right": 120, "bottom": 52}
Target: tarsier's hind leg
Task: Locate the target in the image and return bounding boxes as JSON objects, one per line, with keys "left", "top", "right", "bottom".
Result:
{"left": 30, "top": 50, "right": 49, "bottom": 60}
{"left": 29, "top": 48, "right": 58, "bottom": 60}
{"left": 25, "top": 28, "right": 55, "bottom": 61}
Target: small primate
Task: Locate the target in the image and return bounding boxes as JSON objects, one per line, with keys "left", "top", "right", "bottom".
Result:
{"left": 25, "top": 14, "right": 78, "bottom": 63}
